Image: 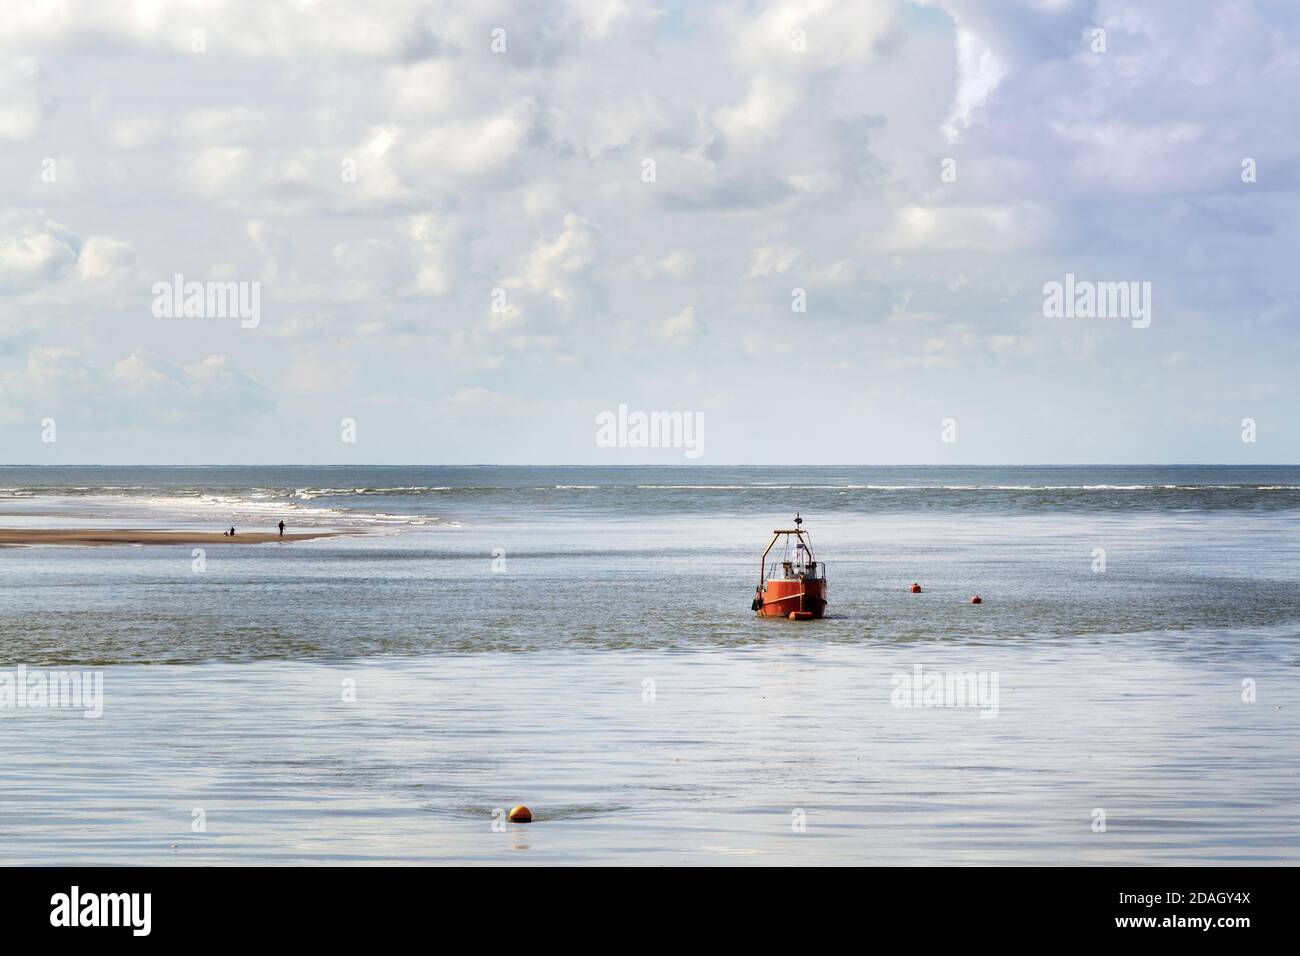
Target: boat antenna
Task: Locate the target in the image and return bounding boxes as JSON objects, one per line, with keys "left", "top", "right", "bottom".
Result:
{"left": 794, "top": 512, "right": 802, "bottom": 527}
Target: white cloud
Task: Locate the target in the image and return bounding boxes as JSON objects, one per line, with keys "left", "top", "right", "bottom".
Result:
{"left": 486, "top": 300, "right": 523, "bottom": 331}
{"left": 749, "top": 245, "right": 801, "bottom": 277}
{"left": 0, "top": 1, "right": 448, "bottom": 60}
{"left": 943, "top": 28, "right": 1006, "bottom": 141}
{"left": 1, "top": 0, "right": 1297, "bottom": 462}
{"left": 0, "top": 58, "right": 45, "bottom": 141}
{"left": 402, "top": 105, "right": 533, "bottom": 182}
{"left": 875, "top": 204, "right": 1053, "bottom": 252}
{"left": 332, "top": 238, "right": 407, "bottom": 302}
{"left": 180, "top": 107, "right": 271, "bottom": 145}
{"left": 405, "top": 215, "right": 458, "bottom": 297}
{"left": 0, "top": 219, "right": 80, "bottom": 292}
{"left": 715, "top": 75, "right": 799, "bottom": 145}
{"left": 76, "top": 236, "right": 136, "bottom": 281}
{"left": 652, "top": 305, "right": 697, "bottom": 345}
{"left": 506, "top": 214, "right": 596, "bottom": 303}
{"left": 247, "top": 220, "right": 292, "bottom": 283}
{"left": 177, "top": 147, "right": 256, "bottom": 198}
{"left": 626, "top": 250, "right": 695, "bottom": 280}
{"left": 725, "top": 0, "right": 901, "bottom": 72}
{"left": 2, "top": 347, "right": 268, "bottom": 427}
{"left": 284, "top": 351, "right": 353, "bottom": 394}
{"left": 808, "top": 259, "right": 859, "bottom": 284}
{"left": 108, "top": 351, "right": 268, "bottom": 421}
{"left": 108, "top": 116, "right": 163, "bottom": 150}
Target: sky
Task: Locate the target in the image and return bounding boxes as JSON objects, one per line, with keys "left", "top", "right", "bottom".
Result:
{"left": 0, "top": 0, "right": 1297, "bottom": 465}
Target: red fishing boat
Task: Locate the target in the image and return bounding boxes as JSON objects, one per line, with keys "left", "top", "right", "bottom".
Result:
{"left": 751, "top": 513, "right": 828, "bottom": 619}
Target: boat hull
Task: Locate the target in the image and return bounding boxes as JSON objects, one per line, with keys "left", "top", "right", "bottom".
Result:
{"left": 756, "top": 579, "right": 827, "bottom": 618}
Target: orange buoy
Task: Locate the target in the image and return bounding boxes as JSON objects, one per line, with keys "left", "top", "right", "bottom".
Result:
{"left": 508, "top": 805, "right": 532, "bottom": 823}
{"left": 909, "top": 583, "right": 922, "bottom": 593}
{"left": 788, "top": 610, "right": 813, "bottom": 621}
{"left": 970, "top": 595, "right": 982, "bottom": 604}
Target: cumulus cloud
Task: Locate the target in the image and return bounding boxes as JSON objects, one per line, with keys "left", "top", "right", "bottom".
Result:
{"left": 405, "top": 215, "right": 458, "bottom": 297}
{"left": 107, "top": 350, "right": 270, "bottom": 424}
{"left": 652, "top": 306, "right": 697, "bottom": 345}
{"left": 625, "top": 250, "right": 695, "bottom": 280}
{"left": 875, "top": 203, "right": 1054, "bottom": 252}
{"left": 0, "top": 0, "right": 1296, "bottom": 461}
{"left": 715, "top": 75, "right": 799, "bottom": 145}
{"left": 506, "top": 214, "right": 597, "bottom": 303}
{"left": 76, "top": 236, "right": 136, "bottom": 281}
{"left": 0, "top": 219, "right": 80, "bottom": 291}
{"left": 0, "top": 1, "right": 448, "bottom": 60}
{"left": 332, "top": 237, "right": 408, "bottom": 302}
{"left": 748, "top": 245, "right": 802, "bottom": 277}
{"left": 1, "top": 348, "right": 269, "bottom": 428}
{"left": 0, "top": 58, "right": 48, "bottom": 140}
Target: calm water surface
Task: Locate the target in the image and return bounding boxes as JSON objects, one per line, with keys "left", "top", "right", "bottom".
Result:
{"left": 2, "top": 466, "right": 1297, "bottom": 864}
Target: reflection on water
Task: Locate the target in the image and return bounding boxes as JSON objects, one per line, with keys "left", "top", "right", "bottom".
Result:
{"left": 1, "top": 641, "right": 1296, "bottom": 865}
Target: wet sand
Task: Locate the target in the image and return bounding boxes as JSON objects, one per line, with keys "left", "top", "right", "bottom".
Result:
{"left": 0, "top": 529, "right": 345, "bottom": 546}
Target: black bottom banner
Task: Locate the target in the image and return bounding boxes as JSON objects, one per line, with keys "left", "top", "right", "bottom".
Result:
{"left": 0, "top": 865, "right": 1290, "bottom": 943}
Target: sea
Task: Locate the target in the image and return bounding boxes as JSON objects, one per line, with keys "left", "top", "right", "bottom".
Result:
{"left": 1, "top": 465, "right": 1297, "bottom": 864}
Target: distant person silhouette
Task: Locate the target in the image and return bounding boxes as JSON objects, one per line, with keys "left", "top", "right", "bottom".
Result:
{"left": 278, "top": 521, "right": 285, "bottom": 537}
{"left": 229, "top": 527, "right": 235, "bottom": 537}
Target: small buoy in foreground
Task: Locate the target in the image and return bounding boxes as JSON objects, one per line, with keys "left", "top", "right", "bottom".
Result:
{"left": 508, "top": 805, "right": 532, "bottom": 823}
{"left": 909, "top": 583, "right": 922, "bottom": 593}
{"left": 970, "top": 595, "right": 982, "bottom": 604}
{"left": 788, "top": 610, "right": 813, "bottom": 621}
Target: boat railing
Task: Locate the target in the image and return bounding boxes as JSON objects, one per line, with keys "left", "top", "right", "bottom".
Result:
{"left": 766, "top": 560, "right": 827, "bottom": 582}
